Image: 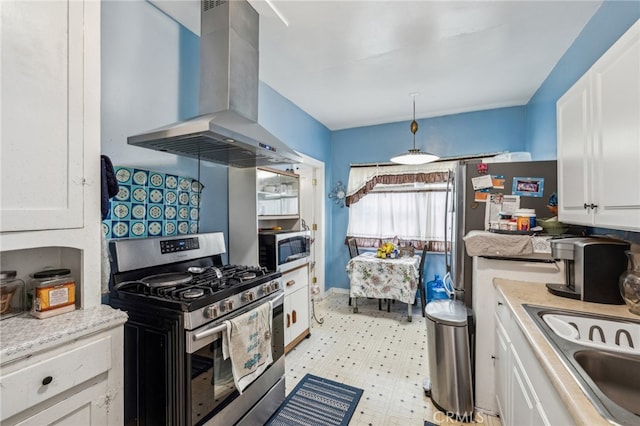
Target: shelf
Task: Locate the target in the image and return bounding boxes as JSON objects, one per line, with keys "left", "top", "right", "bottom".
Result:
{"left": 258, "top": 192, "right": 299, "bottom": 199}
{"left": 258, "top": 214, "right": 299, "bottom": 220}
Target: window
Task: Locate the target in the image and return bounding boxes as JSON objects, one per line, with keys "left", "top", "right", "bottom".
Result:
{"left": 345, "top": 162, "right": 455, "bottom": 252}
{"left": 347, "top": 187, "right": 450, "bottom": 251}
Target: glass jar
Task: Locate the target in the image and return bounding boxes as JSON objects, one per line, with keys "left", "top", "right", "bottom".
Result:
{"left": 28, "top": 268, "right": 76, "bottom": 318}
{"left": 619, "top": 251, "right": 640, "bottom": 315}
{"left": 0, "top": 270, "right": 25, "bottom": 320}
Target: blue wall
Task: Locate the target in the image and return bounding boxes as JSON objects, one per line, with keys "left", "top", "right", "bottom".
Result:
{"left": 102, "top": 1, "right": 231, "bottom": 257}
{"left": 526, "top": 1, "right": 640, "bottom": 159}
{"left": 102, "top": 1, "right": 639, "bottom": 294}
{"left": 328, "top": 107, "right": 528, "bottom": 291}
{"left": 101, "top": 0, "right": 332, "bottom": 266}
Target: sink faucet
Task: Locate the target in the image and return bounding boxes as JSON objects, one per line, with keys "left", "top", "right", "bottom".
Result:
{"left": 588, "top": 325, "right": 606, "bottom": 343}
{"left": 615, "top": 329, "right": 634, "bottom": 348}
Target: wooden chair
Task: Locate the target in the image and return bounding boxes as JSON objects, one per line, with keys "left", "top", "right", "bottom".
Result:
{"left": 347, "top": 237, "right": 359, "bottom": 259}
{"left": 417, "top": 248, "right": 428, "bottom": 317}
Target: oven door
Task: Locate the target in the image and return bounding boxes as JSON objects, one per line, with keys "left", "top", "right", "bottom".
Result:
{"left": 185, "top": 291, "right": 285, "bottom": 426}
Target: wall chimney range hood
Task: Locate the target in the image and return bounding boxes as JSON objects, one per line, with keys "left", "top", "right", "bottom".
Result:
{"left": 128, "top": 0, "right": 301, "bottom": 168}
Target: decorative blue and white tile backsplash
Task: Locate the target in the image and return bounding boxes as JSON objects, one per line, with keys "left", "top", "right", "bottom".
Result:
{"left": 102, "top": 166, "right": 203, "bottom": 239}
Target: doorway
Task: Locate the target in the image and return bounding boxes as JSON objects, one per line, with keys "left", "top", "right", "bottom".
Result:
{"left": 293, "top": 154, "right": 326, "bottom": 299}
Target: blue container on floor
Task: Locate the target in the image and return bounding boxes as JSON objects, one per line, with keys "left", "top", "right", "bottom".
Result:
{"left": 427, "top": 274, "right": 449, "bottom": 302}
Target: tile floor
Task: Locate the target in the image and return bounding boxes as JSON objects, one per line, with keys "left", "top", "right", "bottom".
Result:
{"left": 283, "top": 293, "right": 502, "bottom": 426}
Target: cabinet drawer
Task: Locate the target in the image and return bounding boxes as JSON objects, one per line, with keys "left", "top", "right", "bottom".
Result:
{"left": 0, "top": 336, "right": 112, "bottom": 421}
{"left": 282, "top": 265, "right": 309, "bottom": 296}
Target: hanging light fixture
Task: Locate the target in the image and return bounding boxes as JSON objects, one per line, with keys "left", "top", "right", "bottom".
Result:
{"left": 390, "top": 93, "right": 439, "bottom": 165}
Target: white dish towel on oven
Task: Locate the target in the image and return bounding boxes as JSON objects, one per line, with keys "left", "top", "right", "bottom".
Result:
{"left": 222, "top": 300, "right": 273, "bottom": 394}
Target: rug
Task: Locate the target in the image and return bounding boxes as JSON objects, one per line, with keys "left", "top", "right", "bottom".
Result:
{"left": 266, "top": 374, "right": 363, "bottom": 426}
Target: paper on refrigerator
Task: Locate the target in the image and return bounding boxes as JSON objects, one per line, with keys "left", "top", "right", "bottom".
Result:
{"left": 484, "top": 194, "right": 520, "bottom": 230}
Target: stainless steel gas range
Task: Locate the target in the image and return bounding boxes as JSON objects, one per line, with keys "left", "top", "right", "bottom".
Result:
{"left": 108, "top": 232, "right": 285, "bottom": 426}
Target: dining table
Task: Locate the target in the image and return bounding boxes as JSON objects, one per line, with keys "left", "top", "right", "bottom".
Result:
{"left": 346, "top": 251, "right": 421, "bottom": 321}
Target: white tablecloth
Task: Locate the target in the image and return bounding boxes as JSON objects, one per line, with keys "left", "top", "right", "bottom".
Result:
{"left": 346, "top": 252, "right": 420, "bottom": 304}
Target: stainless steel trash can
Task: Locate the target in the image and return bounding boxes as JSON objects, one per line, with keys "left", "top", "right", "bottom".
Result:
{"left": 425, "top": 299, "right": 474, "bottom": 422}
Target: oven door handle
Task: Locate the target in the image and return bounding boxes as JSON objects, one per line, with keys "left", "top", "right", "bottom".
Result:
{"left": 271, "top": 291, "right": 285, "bottom": 306}
{"left": 193, "top": 322, "right": 227, "bottom": 342}
{"left": 192, "top": 292, "right": 284, "bottom": 342}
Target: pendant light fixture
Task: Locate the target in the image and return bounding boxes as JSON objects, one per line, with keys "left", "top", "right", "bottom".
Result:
{"left": 390, "top": 93, "right": 439, "bottom": 165}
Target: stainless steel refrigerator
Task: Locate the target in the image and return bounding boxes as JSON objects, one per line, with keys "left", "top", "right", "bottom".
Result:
{"left": 447, "top": 159, "right": 558, "bottom": 306}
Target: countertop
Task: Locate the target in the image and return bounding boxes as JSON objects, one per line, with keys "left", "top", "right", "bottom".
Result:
{"left": 494, "top": 278, "right": 638, "bottom": 425}
{"left": 0, "top": 304, "right": 128, "bottom": 365}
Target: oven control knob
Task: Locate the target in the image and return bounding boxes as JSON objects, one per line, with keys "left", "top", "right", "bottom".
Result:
{"left": 204, "top": 304, "right": 220, "bottom": 318}
{"left": 271, "top": 281, "right": 280, "bottom": 291}
{"left": 243, "top": 291, "right": 255, "bottom": 302}
{"left": 224, "top": 299, "right": 234, "bottom": 311}
{"left": 262, "top": 284, "right": 271, "bottom": 294}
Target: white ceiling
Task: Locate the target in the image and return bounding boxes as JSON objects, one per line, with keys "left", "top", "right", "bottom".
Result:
{"left": 150, "top": 0, "right": 602, "bottom": 131}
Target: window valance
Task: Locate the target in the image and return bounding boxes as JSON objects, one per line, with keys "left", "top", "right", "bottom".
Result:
{"left": 345, "top": 161, "right": 455, "bottom": 206}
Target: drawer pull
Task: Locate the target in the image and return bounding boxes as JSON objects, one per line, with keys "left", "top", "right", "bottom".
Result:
{"left": 286, "top": 280, "right": 296, "bottom": 286}
{"left": 42, "top": 376, "right": 53, "bottom": 386}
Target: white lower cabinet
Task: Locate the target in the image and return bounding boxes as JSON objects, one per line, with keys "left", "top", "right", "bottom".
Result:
{"left": 510, "top": 347, "right": 541, "bottom": 426}
{"left": 13, "top": 380, "right": 108, "bottom": 426}
{"left": 473, "top": 256, "right": 565, "bottom": 414}
{"left": 494, "top": 293, "right": 574, "bottom": 426}
{"left": 283, "top": 263, "right": 310, "bottom": 353}
{"left": 0, "top": 326, "right": 124, "bottom": 425}
{"left": 494, "top": 317, "right": 510, "bottom": 425}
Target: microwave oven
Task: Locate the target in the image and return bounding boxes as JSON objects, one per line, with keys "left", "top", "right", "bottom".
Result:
{"left": 258, "top": 230, "right": 311, "bottom": 272}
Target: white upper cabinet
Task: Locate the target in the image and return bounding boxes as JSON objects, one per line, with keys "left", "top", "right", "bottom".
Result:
{"left": 0, "top": 0, "right": 102, "bottom": 308}
{"left": 557, "top": 20, "right": 640, "bottom": 231}
{"left": 557, "top": 74, "right": 592, "bottom": 225}
{"left": 1, "top": 0, "right": 86, "bottom": 232}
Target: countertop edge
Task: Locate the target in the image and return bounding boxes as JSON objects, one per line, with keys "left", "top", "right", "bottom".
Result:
{"left": 493, "top": 278, "right": 633, "bottom": 426}
{"left": 1, "top": 304, "right": 128, "bottom": 365}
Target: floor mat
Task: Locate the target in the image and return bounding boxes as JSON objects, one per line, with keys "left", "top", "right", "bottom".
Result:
{"left": 266, "top": 373, "right": 363, "bottom": 426}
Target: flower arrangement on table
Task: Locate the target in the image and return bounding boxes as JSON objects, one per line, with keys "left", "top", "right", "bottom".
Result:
{"left": 376, "top": 242, "right": 397, "bottom": 259}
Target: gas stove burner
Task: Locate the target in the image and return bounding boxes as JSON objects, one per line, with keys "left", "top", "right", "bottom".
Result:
{"left": 183, "top": 288, "right": 205, "bottom": 299}
{"left": 238, "top": 272, "right": 257, "bottom": 281}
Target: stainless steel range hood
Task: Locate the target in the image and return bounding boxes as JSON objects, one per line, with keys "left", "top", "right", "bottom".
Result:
{"left": 128, "top": 0, "right": 301, "bottom": 168}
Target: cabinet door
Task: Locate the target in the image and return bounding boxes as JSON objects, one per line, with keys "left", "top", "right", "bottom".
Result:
{"left": 288, "top": 286, "right": 309, "bottom": 344}
{"left": 1, "top": 0, "right": 85, "bottom": 231}
{"left": 283, "top": 265, "right": 309, "bottom": 348}
{"left": 591, "top": 22, "right": 640, "bottom": 230}
{"left": 557, "top": 73, "right": 593, "bottom": 226}
{"left": 495, "top": 316, "right": 510, "bottom": 424}
{"left": 510, "top": 348, "right": 535, "bottom": 426}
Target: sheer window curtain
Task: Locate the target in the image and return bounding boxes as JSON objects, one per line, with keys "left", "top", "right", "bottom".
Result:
{"left": 346, "top": 190, "right": 449, "bottom": 251}
{"left": 344, "top": 162, "right": 455, "bottom": 251}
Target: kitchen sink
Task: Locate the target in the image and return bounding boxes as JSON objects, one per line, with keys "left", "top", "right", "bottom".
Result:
{"left": 574, "top": 350, "right": 640, "bottom": 416}
{"left": 523, "top": 304, "right": 640, "bottom": 426}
